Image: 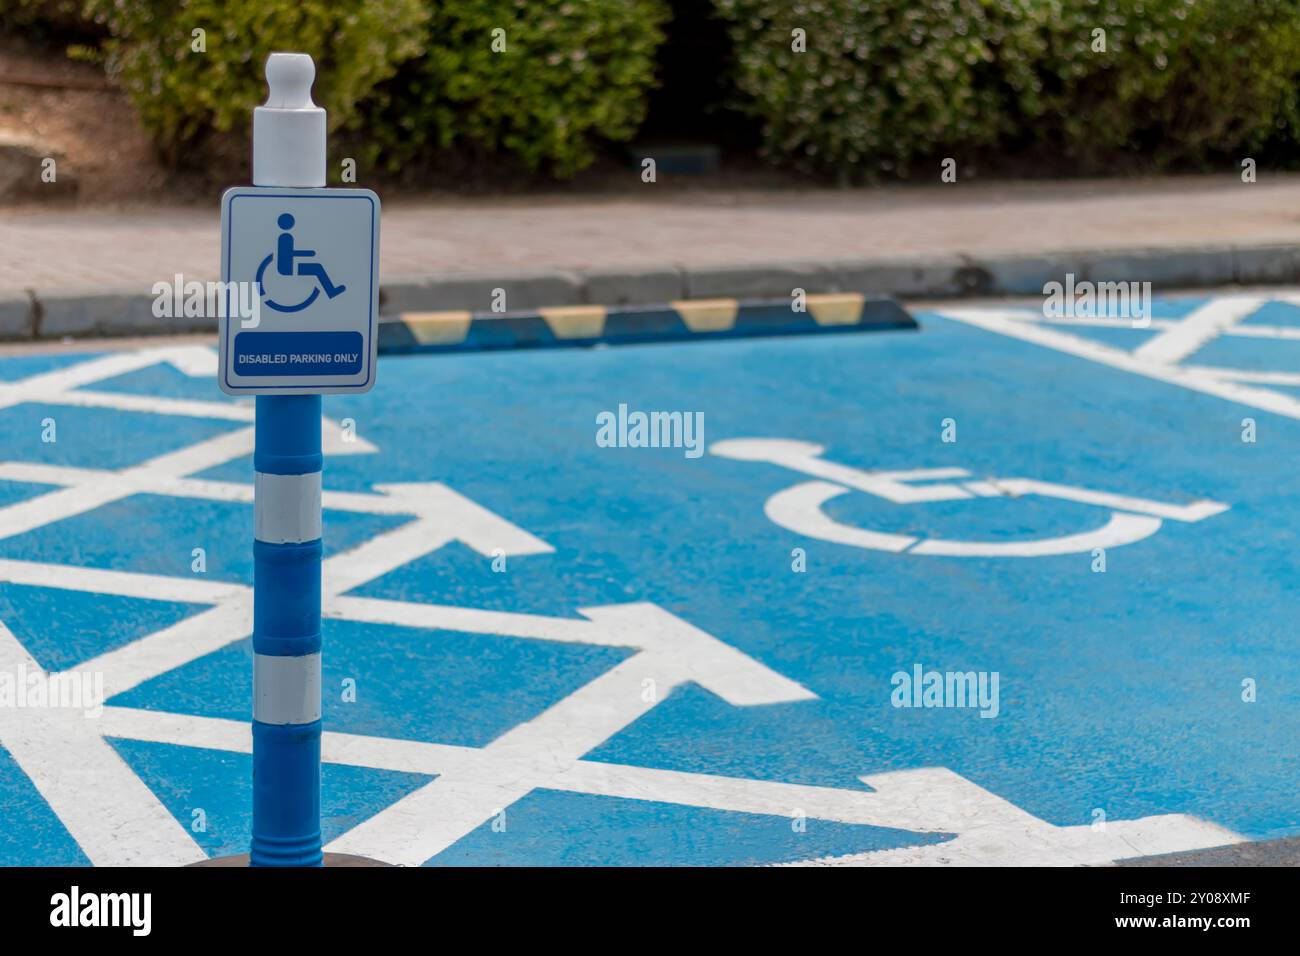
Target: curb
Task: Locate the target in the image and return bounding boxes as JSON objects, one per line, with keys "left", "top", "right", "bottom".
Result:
{"left": 4, "top": 242, "right": 1298, "bottom": 341}
{"left": 376, "top": 294, "right": 915, "bottom": 353}
{"left": 377, "top": 243, "right": 1300, "bottom": 312}
{"left": 1115, "top": 835, "right": 1300, "bottom": 867}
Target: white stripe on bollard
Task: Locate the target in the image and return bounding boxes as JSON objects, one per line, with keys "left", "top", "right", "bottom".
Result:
{"left": 254, "top": 472, "right": 323, "bottom": 543}
{"left": 253, "top": 652, "right": 323, "bottom": 725}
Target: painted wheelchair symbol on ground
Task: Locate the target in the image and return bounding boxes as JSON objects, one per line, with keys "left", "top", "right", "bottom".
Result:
{"left": 254, "top": 212, "right": 348, "bottom": 314}
{"left": 711, "top": 438, "right": 1229, "bottom": 557}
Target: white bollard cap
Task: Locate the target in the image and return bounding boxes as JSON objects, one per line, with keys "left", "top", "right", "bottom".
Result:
{"left": 253, "top": 52, "right": 326, "bottom": 187}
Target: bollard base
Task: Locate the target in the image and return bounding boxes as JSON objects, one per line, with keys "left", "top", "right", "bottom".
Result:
{"left": 189, "top": 853, "right": 392, "bottom": 867}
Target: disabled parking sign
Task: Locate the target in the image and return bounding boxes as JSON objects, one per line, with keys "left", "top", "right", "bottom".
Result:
{"left": 219, "top": 186, "right": 380, "bottom": 394}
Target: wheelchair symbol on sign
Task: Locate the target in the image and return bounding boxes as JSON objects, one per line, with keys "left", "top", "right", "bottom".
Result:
{"left": 710, "top": 438, "right": 1229, "bottom": 557}
{"left": 255, "top": 212, "right": 348, "bottom": 313}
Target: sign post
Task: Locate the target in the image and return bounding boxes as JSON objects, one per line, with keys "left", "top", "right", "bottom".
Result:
{"left": 219, "top": 52, "right": 379, "bottom": 866}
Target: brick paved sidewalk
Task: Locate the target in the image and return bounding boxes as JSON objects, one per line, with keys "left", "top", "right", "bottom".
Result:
{"left": 2, "top": 173, "right": 1299, "bottom": 336}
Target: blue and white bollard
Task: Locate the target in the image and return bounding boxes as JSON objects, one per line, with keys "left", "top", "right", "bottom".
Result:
{"left": 251, "top": 396, "right": 323, "bottom": 866}
{"left": 249, "top": 53, "right": 328, "bottom": 867}
{"left": 216, "top": 51, "right": 378, "bottom": 867}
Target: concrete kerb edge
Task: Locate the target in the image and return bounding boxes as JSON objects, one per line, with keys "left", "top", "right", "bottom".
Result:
{"left": 8, "top": 243, "right": 1298, "bottom": 342}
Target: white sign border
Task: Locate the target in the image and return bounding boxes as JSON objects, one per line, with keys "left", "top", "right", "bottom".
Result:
{"left": 219, "top": 185, "right": 380, "bottom": 396}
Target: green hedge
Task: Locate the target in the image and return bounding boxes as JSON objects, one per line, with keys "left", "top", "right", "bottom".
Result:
{"left": 358, "top": 0, "right": 670, "bottom": 178}
{"left": 19, "top": 0, "right": 1300, "bottom": 182}
{"left": 84, "top": 0, "right": 427, "bottom": 165}
{"left": 1034, "top": 0, "right": 1300, "bottom": 168}
{"left": 713, "top": 0, "right": 1042, "bottom": 180}
{"left": 714, "top": 0, "right": 1300, "bottom": 179}
{"left": 74, "top": 0, "right": 667, "bottom": 179}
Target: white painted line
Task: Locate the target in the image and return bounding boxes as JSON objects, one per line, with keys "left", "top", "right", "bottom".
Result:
{"left": 761, "top": 478, "right": 1168, "bottom": 557}
{"left": 1023, "top": 310, "right": 1300, "bottom": 342}
{"left": 0, "top": 462, "right": 539, "bottom": 523}
{"left": 937, "top": 307, "right": 1300, "bottom": 421}
{"left": 578, "top": 602, "right": 815, "bottom": 707}
{"left": 995, "top": 478, "right": 1228, "bottom": 522}
{"left": 1183, "top": 365, "right": 1300, "bottom": 386}
{"left": 0, "top": 426, "right": 253, "bottom": 542}
{"left": 0, "top": 482, "right": 559, "bottom": 700}
{"left": 94, "top": 703, "right": 1244, "bottom": 868}
{"left": 54, "top": 388, "right": 253, "bottom": 422}
{"left": 321, "top": 416, "right": 378, "bottom": 455}
{"left": 0, "top": 482, "right": 145, "bottom": 543}
{"left": 84, "top": 598, "right": 254, "bottom": 699}
{"left": 1, "top": 350, "right": 171, "bottom": 397}
{"left": 910, "top": 512, "right": 1162, "bottom": 557}
{"left": 125, "top": 425, "right": 256, "bottom": 477}
{"left": 326, "top": 651, "right": 687, "bottom": 864}
{"left": 160, "top": 345, "right": 219, "bottom": 377}
{"left": 326, "top": 594, "right": 614, "bottom": 645}
{"left": 712, "top": 438, "right": 971, "bottom": 503}
{"left": 1132, "top": 296, "right": 1266, "bottom": 364}
{"left": 1221, "top": 323, "right": 1300, "bottom": 341}
{"left": 1037, "top": 315, "right": 1177, "bottom": 330}
{"left": 0, "top": 462, "right": 117, "bottom": 487}
{"left": 765, "top": 480, "right": 917, "bottom": 553}
{"left": 372, "top": 483, "right": 554, "bottom": 556}
{"left": 0, "top": 622, "right": 205, "bottom": 866}
{"left": 787, "top": 815, "right": 1241, "bottom": 867}
{"left": 0, "top": 557, "right": 242, "bottom": 604}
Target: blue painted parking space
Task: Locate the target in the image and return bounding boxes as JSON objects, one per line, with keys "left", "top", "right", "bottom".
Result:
{"left": 0, "top": 292, "right": 1297, "bottom": 866}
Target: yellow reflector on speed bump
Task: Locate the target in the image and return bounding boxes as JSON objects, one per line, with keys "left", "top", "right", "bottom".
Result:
{"left": 401, "top": 311, "right": 474, "bottom": 345}
{"left": 539, "top": 305, "right": 608, "bottom": 339}
{"left": 808, "top": 293, "right": 866, "bottom": 326}
{"left": 671, "top": 298, "right": 740, "bottom": 332}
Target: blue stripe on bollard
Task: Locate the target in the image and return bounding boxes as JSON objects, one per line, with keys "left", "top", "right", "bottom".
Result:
{"left": 251, "top": 394, "right": 324, "bottom": 867}
{"left": 252, "top": 539, "right": 322, "bottom": 657}
{"left": 251, "top": 720, "right": 323, "bottom": 867}
{"left": 254, "top": 394, "right": 324, "bottom": 476}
